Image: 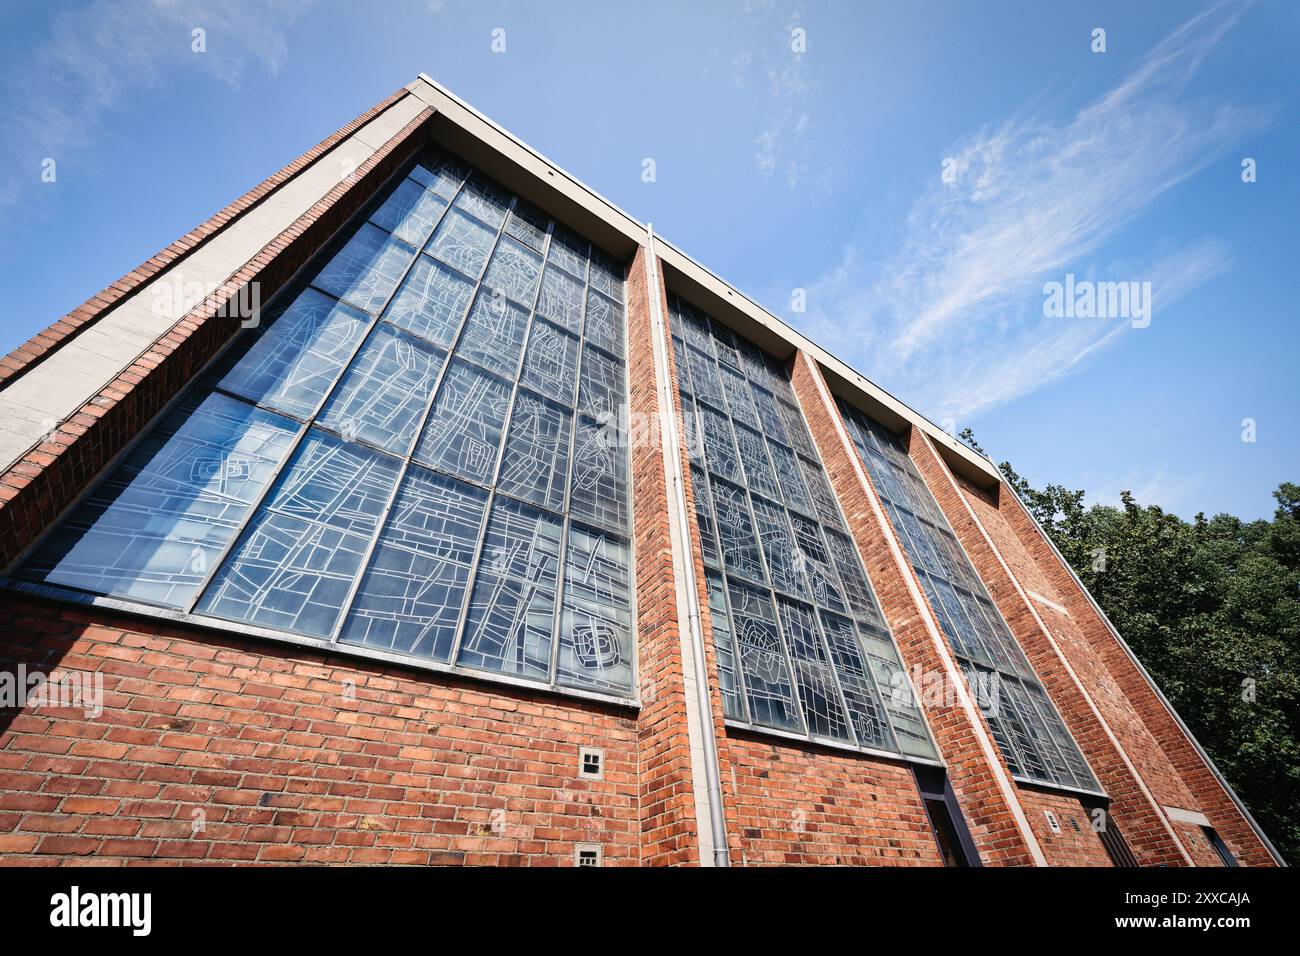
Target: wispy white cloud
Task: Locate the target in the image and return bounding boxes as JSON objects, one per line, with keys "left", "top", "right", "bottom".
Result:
{"left": 1082, "top": 465, "right": 1203, "bottom": 512}
{"left": 734, "top": 0, "right": 820, "bottom": 191}
{"left": 0, "top": 0, "right": 314, "bottom": 204}
{"left": 796, "top": 0, "right": 1269, "bottom": 423}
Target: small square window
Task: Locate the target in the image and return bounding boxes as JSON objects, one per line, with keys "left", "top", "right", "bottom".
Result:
{"left": 579, "top": 747, "right": 604, "bottom": 780}
{"left": 575, "top": 844, "right": 602, "bottom": 867}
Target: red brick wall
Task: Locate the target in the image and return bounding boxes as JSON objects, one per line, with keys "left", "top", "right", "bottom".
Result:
{"left": 0, "top": 596, "right": 638, "bottom": 865}
{"left": 652, "top": 257, "right": 745, "bottom": 863}
{"left": 790, "top": 351, "right": 1042, "bottom": 866}
{"left": 990, "top": 481, "right": 1279, "bottom": 866}
{"left": 1173, "top": 820, "right": 1231, "bottom": 868}
{"left": 625, "top": 247, "right": 700, "bottom": 865}
{"left": 906, "top": 430, "right": 1193, "bottom": 867}
{"left": 725, "top": 735, "right": 940, "bottom": 865}
{"left": 1017, "top": 788, "right": 1112, "bottom": 866}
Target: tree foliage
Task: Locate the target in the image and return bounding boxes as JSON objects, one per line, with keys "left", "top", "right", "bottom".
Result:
{"left": 987, "top": 441, "right": 1299, "bottom": 864}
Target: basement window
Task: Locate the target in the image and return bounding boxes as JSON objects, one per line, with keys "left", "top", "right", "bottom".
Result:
{"left": 1202, "top": 826, "right": 1239, "bottom": 867}
{"left": 915, "top": 767, "right": 980, "bottom": 866}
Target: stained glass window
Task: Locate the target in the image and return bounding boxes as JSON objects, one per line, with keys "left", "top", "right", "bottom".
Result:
{"left": 20, "top": 391, "right": 298, "bottom": 608}
{"left": 669, "top": 295, "right": 937, "bottom": 759}
{"left": 837, "top": 401, "right": 1099, "bottom": 791}
{"left": 19, "top": 146, "right": 635, "bottom": 700}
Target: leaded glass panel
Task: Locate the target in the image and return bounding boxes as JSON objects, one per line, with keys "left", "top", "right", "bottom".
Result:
{"left": 505, "top": 199, "right": 549, "bottom": 251}
{"left": 482, "top": 236, "right": 542, "bottom": 307}
{"left": 518, "top": 319, "right": 578, "bottom": 399}
{"left": 458, "top": 497, "right": 561, "bottom": 680}
{"left": 409, "top": 151, "right": 467, "bottom": 198}
{"left": 667, "top": 293, "right": 936, "bottom": 758}
{"left": 838, "top": 399, "right": 1099, "bottom": 790}
{"left": 577, "top": 345, "right": 622, "bottom": 421}
{"left": 546, "top": 226, "right": 588, "bottom": 279}
{"left": 728, "top": 578, "right": 802, "bottom": 733}
{"left": 383, "top": 255, "right": 474, "bottom": 349}
{"left": 570, "top": 415, "right": 628, "bottom": 532}
{"left": 427, "top": 207, "right": 497, "bottom": 277}
{"left": 338, "top": 466, "right": 487, "bottom": 661}
{"left": 536, "top": 264, "right": 585, "bottom": 332}
{"left": 413, "top": 359, "right": 511, "bottom": 485}
{"left": 819, "top": 611, "right": 893, "bottom": 750}
{"left": 583, "top": 290, "right": 624, "bottom": 355}
{"left": 692, "top": 465, "right": 721, "bottom": 568}
{"left": 453, "top": 289, "right": 530, "bottom": 378}
{"left": 312, "top": 223, "right": 415, "bottom": 315}
{"left": 21, "top": 392, "right": 297, "bottom": 607}
{"left": 19, "top": 146, "right": 635, "bottom": 703}
{"left": 557, "top": 524, "right": 633, "bottom": 693}
{"left": 719, "top": 364, "right": 759, "bottom": 428}
{"left": 195, "top": 429, "right": 400, "bottom": 637}
{"left": 706, "top": 571, "right": 744, "bottom": 719}
{"left": 218, "top": 288, "right": 371, "bottom": 419}
{"left": 733, "top": 422, "right": 781, "bottom": 501}
{"left": 711, "top": 479, "right": 765, "bottom": 584}
{"left": 316, "top": 323, "right": 446, "bottom": 454}
{"left": 779, "top": 597, "right": 852, "bottom": 741}
{"left": 453, "top": 174, "right": 510, "bottom": 227}
{"left": 497, "top": 390, "right": 572, "bottom": 512}
{"left": 369, "top": 177, "right": 449, "bottom": 248}
{"left": 697, "top": 402, "right": 741, "bottom": 483}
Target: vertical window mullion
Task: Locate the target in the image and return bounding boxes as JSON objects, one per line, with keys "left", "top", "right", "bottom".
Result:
{"left": 683, "top": 394, "right": 753, "bottom": 725}
{"left": 183, "top": 167, "right": 448, "bottom": 617}
{"left": 536, "top": 225, "right": 584, "bottom": 688}
{"left": 322, "top": 178, "right": 481, "bottom": 646}
{"left": 434, "top": 196, "right": 545, "bottom": 671}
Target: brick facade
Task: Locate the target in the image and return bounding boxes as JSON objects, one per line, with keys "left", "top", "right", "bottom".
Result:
{"left": 790, "top": 351, "right": 1045, "bottom": 866}
{"left": 0, "top": 596, "right": 638, "bottom": 865}
{"left": 0, "top": 78, "right": 1278, "bottom": 866}
{"left": 988, "top": 471, "right": 1278, "bottom": 866}
{"left": 905, "top": 427, "right": 1192, "bottom": 866}
{"left": 625, "top": 247, "right": 701, "bottom": 865}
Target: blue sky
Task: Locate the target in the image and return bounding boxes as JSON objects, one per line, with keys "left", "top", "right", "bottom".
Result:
{"left": 1, "top": 0, "right": 1295, "bottom": 520}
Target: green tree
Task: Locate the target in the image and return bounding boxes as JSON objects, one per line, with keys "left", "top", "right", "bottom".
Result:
{"left": 962, "top": 434, "right": 1299, "bottom": 863}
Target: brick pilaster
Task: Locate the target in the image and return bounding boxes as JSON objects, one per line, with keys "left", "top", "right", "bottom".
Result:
{"left": 991, "top": 475, "right": 1280, "bottom": 866}
{"left": 792, "top": 350, "right": 1043, "bottom": 866}
{"left": 908, "top": 429, "right": 1193, "bottom": 866}
{"left": 626, "top": 246, "right": 702, "bottom": 865}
